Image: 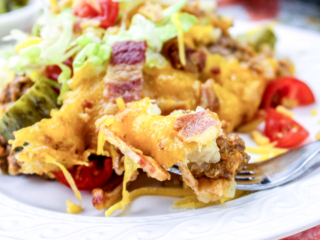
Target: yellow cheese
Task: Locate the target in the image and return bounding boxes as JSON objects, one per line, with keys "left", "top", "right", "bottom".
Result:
{"left": 276, "top": 105, "right": 294, "bottom": 118}
{"left": 15, "top": 38, "right": 42, "bottom": 53}
{"left": 45, "top": 154, "right": 82, "bottom": 204}
{"left": 66, "top": 200, "right": 82, "bottom": 214}
{"left": 171, "top": 13, "right": 186, "bottom": 66}
{"left": 97, "top": 118, "right": 114, "bottom": 155}
{"left": 246, "top": 146, "right": 287, "bottom": 155}
{"left": 251, "top": 130, "right": 270, "bottom": 146}
{"left": 116, "top": 97, "right": 126, "bottom": 111}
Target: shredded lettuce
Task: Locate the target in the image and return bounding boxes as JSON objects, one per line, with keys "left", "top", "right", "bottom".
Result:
{"left": 157, "top": 13, "right": 198, "bottom": 42}
{"left": 2, "top": 9, "right": 100, "bottom": 102}
{"left": 101, "top": 13, "right": 197, "bottom": 69}
{"left": 161, "top": 0, "right": 188, "bottom": 23}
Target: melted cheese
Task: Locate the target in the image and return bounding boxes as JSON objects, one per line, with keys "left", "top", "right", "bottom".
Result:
{"left": 108, "top": 99, "right": 221, "bottom": 168}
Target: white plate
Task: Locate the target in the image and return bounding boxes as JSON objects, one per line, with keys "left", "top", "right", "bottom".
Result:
{"left": 1, "top": 22, "right": 320, "bottom": 240}
{"left": 0, "top": 0, "right": 41, "bottom": 39}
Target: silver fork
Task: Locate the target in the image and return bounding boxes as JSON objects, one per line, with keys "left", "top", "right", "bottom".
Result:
{"left": 167, "top": 140, "right": 320, "bottom": 191}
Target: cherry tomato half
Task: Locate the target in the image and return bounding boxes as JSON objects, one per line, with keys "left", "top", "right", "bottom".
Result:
{"left": 53, "top": 157, "right": 113, "bottom": 190}
{"left": 264, "top": 108, "right": 309, "bottom": 148}
{"left": 262, "top": 77, "right": 315, "bottom": 110}
{"left": 74, "top": 0, "right": 119, "bottom": 29}
{"left": 45, "top": 58, "right": 73, "bottom": 82}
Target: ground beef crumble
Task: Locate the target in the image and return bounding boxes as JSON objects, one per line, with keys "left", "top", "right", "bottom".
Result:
{"left": 189, "top": 132, "right": 250, "bottom": 180}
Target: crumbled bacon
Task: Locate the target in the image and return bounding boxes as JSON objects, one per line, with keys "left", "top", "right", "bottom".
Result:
{"left": 92, "top": 173, "right": 123, "bottom": 210}
{"left": 81, "top": 99, "right": 93, "bottom": 110}
{"left": 104, "top": 41, "right": 147, "bottom": 103}
{"left": 211, "top": 67, "right": 221, "bottom": 75}
{"left": 162, "top": 39, "right": 207, "bottom": 74}
{"left": 208, "top": 35, "right": 254, "bottom": 62}
{"left": 109, "top": 41, "right": 147, "bottom": 65}
{"left": 200, "top": 79, "right": 219, "bottom": 112}
{"left": 173, "top": 110, "right": 220, "bottom": 143}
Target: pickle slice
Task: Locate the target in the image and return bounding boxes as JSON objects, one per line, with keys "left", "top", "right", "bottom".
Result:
{"left": 0, "top": 81, "right": 59, "bottom": 141}
{"left": 237, "top": 27, "right": 277, "bottom": 51}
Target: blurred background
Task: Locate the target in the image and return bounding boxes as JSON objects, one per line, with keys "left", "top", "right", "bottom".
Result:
{"left": 217, "top": 0, "right": 320, "bottom": 31}
{"left": 1, "top": 0, "right": 320, "bottom": 38}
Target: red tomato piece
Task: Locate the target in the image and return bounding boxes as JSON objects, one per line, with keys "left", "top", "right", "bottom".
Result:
{"left": 262, "top": 77, "right": 315, "bottom": 110}
{"left": 264, "top": 108, "right": 309, "bottom": 148}
{"left": 53, "top": 157, "right": 113, "bottom": 190}
{"left": 74, "top": 0, "right": 119, "bottom": 29}
{"left": 45, "top": 58, "right": 73, "bottom": 81}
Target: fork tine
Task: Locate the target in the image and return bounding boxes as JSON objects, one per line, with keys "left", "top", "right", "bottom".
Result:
{"left": 237, "top": 170, "right": 255, "bottom": 175}
{"left": 235, "top": 176, "right": 255, "bottom": 181}
{"left": 236, "top": 176, "right": 266, "bottom": 185}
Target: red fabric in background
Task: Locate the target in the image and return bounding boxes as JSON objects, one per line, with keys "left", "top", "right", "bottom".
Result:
{"left": 281, "top": 225, "right": 320, "bottom": 240}
{"left": 218, "top": 0, "right": 280, "bottom": 20}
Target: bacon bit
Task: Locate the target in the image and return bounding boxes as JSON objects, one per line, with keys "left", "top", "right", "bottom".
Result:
{"left": 173, "top": 110, "right": 219, "bottom": 142}
{"left": 162, "top": 39, "right": 206, "bottom": 74}
{"left": 200, "top": 79, "right": 219, "bottom": 112}
{"left": 45, "top": 137, "right": 52, "bottom": 144}
{"left": 81, "top": 99, "right": 93, "bottom": 109}
{"left": 110, "top": 41, "right": 147, "bottom": 65}
{"left": 104, "top": 41, "right": 147, "bottom": 103}
{"left": 211, "top": 67, "right": 221, "bottom": 75}
{"left": 105, "top": 79, "right": 142, "bottom": 103}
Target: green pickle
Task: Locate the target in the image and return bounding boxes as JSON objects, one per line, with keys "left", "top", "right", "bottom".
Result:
{"left": 0, "top": 81, "right": 59, "bottom": 141}
{"left": 237, "top": 27, "right": 277, "bottom": 51}
{"left": 0, "top": 0, "right": 29, "bottom": 14}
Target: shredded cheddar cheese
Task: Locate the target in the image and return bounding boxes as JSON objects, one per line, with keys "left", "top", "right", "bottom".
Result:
{"left": 97, "top": 117, "right": 114, "bottom": 155}
{"left": 246, "top": 146, "right": 287, "bottom": 155}
{"left": 45, "top": 154, "right": 82, "bottom": 204}
{"left": 246, "top": 146, "right": 287, "bottom": 163}
{"left": 106, "top": 156, "right": 139, "bottom": 217}
{"left": 173, "top": 190, "right": 249, "bottom": 209}
{"left": 311, "top": 109, "right": 318, "bottom": 116}
{"left": 15, "top": 38, "right": 42, "bottom": 53}
{"left": 276, "top": 105, "right": 294, "bottom": 118}
{"left": 251, "top": 130, "right": 270, "bottom": 146}
{"left": 255, "top": 152, "right": 273, "bottom": 163}
{"left": 66, "top": 200, "right": 82, "bottom": 214}
{"left": 171, "top": 13, "right": 186, "bottom": 66}
{"left": 116, "top": 97, "right": 126, "bottom": 111}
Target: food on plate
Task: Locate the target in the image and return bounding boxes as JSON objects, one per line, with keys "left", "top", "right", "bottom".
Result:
{"left": 0, "top": 0, "right": 315, "bottom": 216}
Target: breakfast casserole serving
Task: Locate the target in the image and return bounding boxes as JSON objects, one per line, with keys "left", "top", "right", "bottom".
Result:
{"left": 0, "top": 0, "right": 315, "bottom": 215}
